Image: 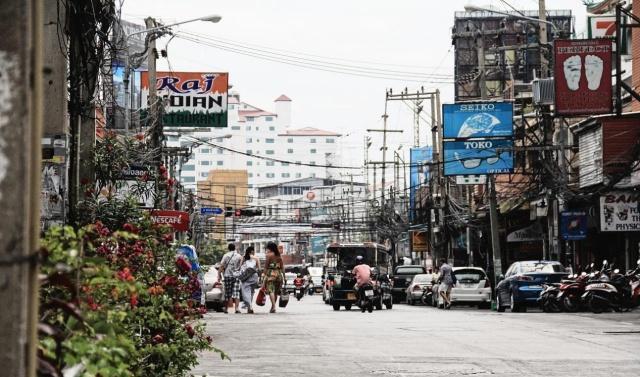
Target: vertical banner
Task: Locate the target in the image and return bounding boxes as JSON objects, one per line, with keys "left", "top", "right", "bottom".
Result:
{"left": 140, "top": 71, "right": 229, "bottom": 128}
{"left": 554, "top": 39, "right": 613, "bottom": 116}
{"left": 409, "top": 147, "right": 433, "bottom": 221}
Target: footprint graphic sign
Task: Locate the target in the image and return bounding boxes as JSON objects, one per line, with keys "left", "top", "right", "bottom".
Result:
{"left": 554, "top": 39, "right": 613, "bottom": 116}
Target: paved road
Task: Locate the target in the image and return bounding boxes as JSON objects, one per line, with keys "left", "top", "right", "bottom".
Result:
{"left": 193, "top": 296, "right": 640, "bottom": 377}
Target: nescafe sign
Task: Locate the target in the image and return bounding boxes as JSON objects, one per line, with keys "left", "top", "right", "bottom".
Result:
{"left": 150, "top": 210, "right": 190, "bottom": 232}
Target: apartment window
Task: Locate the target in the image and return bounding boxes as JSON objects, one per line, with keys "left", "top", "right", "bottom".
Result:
{"left": 310, "top": 149, "right": 317, "bottom": 154}
{"left": 231, "top": 126, "right": 241, "bottom": 130}
{"left": 248, "top": 173, "right": 253, "bottom": 178}
{"left": 266, "top": 150, "right": 275, "bottom": 155}
{"left": 199, "top": 148, "right": 210, "bottom": 154}
{"left": 246, "top": 126, "right": 251, "bottom": 131}
{"left": 182, "top": 176, "right": 195, "bottom": 183}
{"left": 266, "top": 161, "right": 275, "bottom": 166}
{"left": 287, "top": 149, "right": 294, "bottom": 154}
{"left": 216, "top": 137, "right": 225, "bottom": 142}
{"left": 287, "top": 138, "right": 293, "bottom": 143}
{"left": 265, "top": 116, "right": 274, "bottom": 121}
{"left": 282, "top": 173, "right": 290, "bottom": 178}
{"left": 216, "top": 161, "right": 223, "bottom": 166}
{"left": 295, "top": 173, "right": 302, "bottom": 178}
{"left": 200, "top": 172, "right": 208, "bottom": 178}
{"left": 326, "top": 138, "right": 335, "bottom": 143}
{"left": 217, "top": 148, "right": 223, "bottom": 154}
{"left": 265, "top": 138, "right": 275, "bottom": 143}
{"left": 310, "top": 173, "right": 316, "bottom": 178}
{"left": 247, "top": 117, "right": 254, "bottom": 122}
{"left": 229, "top": 104, "right": 234, "bottom": 110}
{"left": 296, "top": 161, "right": 301, "bottom": 165}
{"left": 310, "top": 161, "right": 316, "bottom": 166}
{"left": 266, "top": 173, "right": 275, "bottom": 178}
{"left": 246, "top": 150, "right": 253, "bottom": 155}
{"left": 246, "top": 138, "right": 252, "bottom": 143}
{"left": 281, "top": 162, "right": 289, "bottom": 167}
{"left": 256, "top": 127, "right": 259, "bottom": 131}
{"left": 247, "top": 161, "right": 253, "bottom": 166}
{"left": 293, "top": 187, "right": 301, "bottom": 195}
{"left": 199, "top": 161, "right": 210, "bottom": 165}
{"left": 310, "top": 138, "right": 316, "bottom": 143}
{"left": 182, "top": 165, "right": 195, "bottom": 171}
{"left": 269, "top": 126, "right": 275, "bottom": 131}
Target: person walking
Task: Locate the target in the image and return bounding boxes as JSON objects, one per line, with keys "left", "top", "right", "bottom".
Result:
{"left": 438, "top": 258, "right": 454, "bottom": 309}
{"left": 219, "top": 243, "right": 242, "bottom": 314}
{"left": 262, "top": 241, "right": 284, "bottom": 313}
{"left": 238, "top": 246, "right": 260, "bottom": 314}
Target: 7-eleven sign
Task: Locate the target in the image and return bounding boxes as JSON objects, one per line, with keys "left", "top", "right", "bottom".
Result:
{"left": 588, "top": 15, "right": 628, "bottom": 54}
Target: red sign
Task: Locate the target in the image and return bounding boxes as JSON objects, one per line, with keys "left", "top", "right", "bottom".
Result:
{"left": 150, "top": 210, "right": 190, "bottom": 232}
{"left": 554, "top": 39, "right": 613, "bottom": 116}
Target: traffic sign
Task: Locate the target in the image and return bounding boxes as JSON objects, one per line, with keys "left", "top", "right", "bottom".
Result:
{"left": 201, "top": 207, "right": 223, "bottom": 215}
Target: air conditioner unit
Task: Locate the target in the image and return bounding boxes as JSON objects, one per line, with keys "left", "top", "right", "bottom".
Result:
{"left": 532, "top": 78, "right": 554, "bottom": 105}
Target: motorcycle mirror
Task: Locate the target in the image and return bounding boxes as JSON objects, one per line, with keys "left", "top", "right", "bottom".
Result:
{"left": 498, "top": 274, "right": 505, "bottom": 281}
{"left": 614, "top": 269, "right": 620, "bottom": 274}
{"left": 590, "top": 262, "right": 595, "bottom": 268}
{"left": 589, "top": 273, "right": 595, "bottom": 278}
{"left": 581, "top": 272, "right": 587, "bottom": 276}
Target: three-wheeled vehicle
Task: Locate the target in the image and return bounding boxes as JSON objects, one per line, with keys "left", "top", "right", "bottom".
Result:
{"left": 324, "top": 242, "right": 393, "bottom": 311}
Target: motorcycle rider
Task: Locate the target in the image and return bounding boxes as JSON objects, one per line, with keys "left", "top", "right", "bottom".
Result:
{"left": 353, "top": 255, "right": 372, "bottom": 299}
{"left": 293, "top": 274, "right": 305, "bottom": 289}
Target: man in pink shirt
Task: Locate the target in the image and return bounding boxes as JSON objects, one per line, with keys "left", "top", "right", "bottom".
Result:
{"left": 352, "top": 256, "right": 371, "bottom": 288}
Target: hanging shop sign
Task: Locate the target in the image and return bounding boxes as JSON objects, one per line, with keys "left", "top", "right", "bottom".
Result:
{"left": 600, "top": 192, "right": 640, "bottom": 232}
{"left": 140, "top": 71, "right": 229, "bottom": 128}
{"left": 442, "top": 102, "right": 513, "bottom": 139}
{"left": 310, "top": 236, "right": 330, "bottom": 255}
{"left": 560, "top": 211, "right": 588, "bottom": 240}
{"left": 411, "top": 230, "right": 429, "bottom": 253}
{"left": 443, "top": 139, "right": 513, "bottom": 176}
{"left": 507, "top": 223, "right": 543, "bottom": 243}
{"left": 587, "top": 15, "right": 628, "bottom": 54}
{"left": 150, "top": 210, "right": 190, "bottom": 232}
{"left": 554, "top": 39, "right": 613, "bottom": 116}
{"left": 409, "top": 147, "right": 433, "bottom": 220}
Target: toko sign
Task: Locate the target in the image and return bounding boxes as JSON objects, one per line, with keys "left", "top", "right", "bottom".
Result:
{"left": 442, "top": 102, "right": 513, "bottom": 139}
{"left": 140, "top": 71, "right": 229, "bottom": 128}
{"left": 443, "top": 139, "right": 513, "bottom": 176}
{"left": 554, "top": 39, "right": 613, "bottom": 116}
{"left": 600, "top": 192, "right": 640, "bottom": 232}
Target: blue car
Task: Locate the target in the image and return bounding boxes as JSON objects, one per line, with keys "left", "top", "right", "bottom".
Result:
{"left": 496, "top": 261, "right": 568, "bottom": 312}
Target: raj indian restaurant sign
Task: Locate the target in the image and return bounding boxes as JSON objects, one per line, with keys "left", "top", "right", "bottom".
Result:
{"left": 140, "top": 71, "right": 229, "bottom": 128}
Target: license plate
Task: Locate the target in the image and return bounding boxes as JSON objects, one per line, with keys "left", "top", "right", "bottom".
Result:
{"left": 365, "top": 290, "right": 374, "bottom": 297}
{"left": 347, "top": 293, "right": 356, "bottom": 300}
{"left": 295, "top": 289, "right": 300, "bottom": 293}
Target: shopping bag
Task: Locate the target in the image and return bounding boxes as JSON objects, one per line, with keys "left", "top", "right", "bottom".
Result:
{"left": 256, "top": 287, "right": 266, "bottom": 306}
{"left": 278, "top": 288, "right": 289, "bottom": 308}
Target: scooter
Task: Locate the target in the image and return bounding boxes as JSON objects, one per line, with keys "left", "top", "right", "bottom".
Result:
{"left": 420, "top": 285, "right": 433, "bottom": 306}
{"left": 581, "top": 260, "right": 632, "bottom": 313}
{"left": 557, "top": 264, "right": 595, "bottom": 312}
{"left": 538, "top": 282, "right": 562, "bottom": 312}
{"left": 358, "top": 283, "right": 375, "bottom": 313}
{"left": 294, "top": 284, "right": 305, "bottom": 301}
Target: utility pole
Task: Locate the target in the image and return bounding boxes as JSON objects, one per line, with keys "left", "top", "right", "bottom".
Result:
{"left": 0, "top": 0, "right": 42, "bottom": 375}
{"left": 538, "top": 0, "right": 548, "bottom": 78}
{"left": 145, "top": 17, "right": 164, "bottom": 209}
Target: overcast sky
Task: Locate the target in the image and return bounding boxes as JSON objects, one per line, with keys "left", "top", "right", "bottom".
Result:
{"left": 121, "top": 0, "right": 587, "bottom": 165}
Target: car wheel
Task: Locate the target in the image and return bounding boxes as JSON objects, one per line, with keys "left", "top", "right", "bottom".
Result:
{"left": 511, "top": 293, "right": 524, "bottom": 313}
{"left": 375, "top": 297, "right": 383, "bottom": 310}
{"left": 332, "top": 303, "right": 340, "bottom": 311}
{"left": 345, "top": 303, "right": 352, "bottom": 311}
{"left": 385, "top": 299, "right": 393, "bottom": 310}
{"left": 496, "top": 292, "right": 506, "bottom": 312}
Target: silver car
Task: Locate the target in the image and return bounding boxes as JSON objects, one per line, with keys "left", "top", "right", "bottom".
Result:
{"left": 203, "top": 267, "right": 225, "bottom": 312}
{"left": 405, "top": 274, "right": 434, "bottom": 305}
{"left": 437, "top": 267, "right": 491, "bottom": 309}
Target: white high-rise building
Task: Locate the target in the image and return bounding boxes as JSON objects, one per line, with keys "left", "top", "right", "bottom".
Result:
{"left": 166, "top": 93, "right": 343, "bottom": 201}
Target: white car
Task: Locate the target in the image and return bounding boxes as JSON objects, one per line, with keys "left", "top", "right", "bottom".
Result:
{"left": 437, "top": 267, "right": 492, "bottom": 309}
{"left": 405, "top": 274, "right": 434, "bottom": 305}
{"left": 203, "top": 267, "right": 225, "bottom": 312}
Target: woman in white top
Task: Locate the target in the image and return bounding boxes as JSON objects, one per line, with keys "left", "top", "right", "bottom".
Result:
{"left": 238, "top": 246, "right": 261, "bottom": 314}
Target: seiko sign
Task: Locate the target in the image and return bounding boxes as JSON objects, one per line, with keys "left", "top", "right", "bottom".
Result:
{"left": 458, "top": 104, "right": 496, "bottom": 112}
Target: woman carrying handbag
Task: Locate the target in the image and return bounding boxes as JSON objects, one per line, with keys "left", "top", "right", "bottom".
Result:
{"left": 237, "top": 247, "right": 260, "bottom": 314}
{"left": 262, "top": 242, "right": 284, "bottom": 313}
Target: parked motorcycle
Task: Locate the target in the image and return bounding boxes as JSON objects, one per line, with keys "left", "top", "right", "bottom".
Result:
{"left": 420, "top": 285, "right": 433, "bottom": 306}
{"left": 557, "top": 264, "right": 596, "bottom": 312}
{"left": 581, "top": 260, "right": 637, "bottom": 313}
{"left": 538, "top": 282, "right": 562, "bottom": 312}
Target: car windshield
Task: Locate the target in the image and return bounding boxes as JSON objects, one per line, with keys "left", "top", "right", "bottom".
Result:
{"left": 396, "top": 267, "right": 424, "bottom": 275}
{"left": 453, "top": 269, "right": 486, "bottom": 283}
{"left": 285, "top": 273, "right": 297, "bottom": 281}
{"left": 413, "top": 274, "right": 432, "bottom": 283}
{"left": 520, "top": 262, "right": 563, "bottom": 273}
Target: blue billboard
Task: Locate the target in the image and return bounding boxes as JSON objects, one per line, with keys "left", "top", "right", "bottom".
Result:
{"left": 443, "top": 102, "right": 514, "bottom": 139}
{"left": 443, "top": 140, "right": 513, "bottom": 176}
{"left": 310, "top": 236, "right": 330, "bottom": 255}
{"left": 410, "top": 147, "right": 433, "bottom": 220}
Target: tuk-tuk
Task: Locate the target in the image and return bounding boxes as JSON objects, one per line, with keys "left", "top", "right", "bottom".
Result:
{"left": 324, "top": 242, "right": 392, "bottom": 311}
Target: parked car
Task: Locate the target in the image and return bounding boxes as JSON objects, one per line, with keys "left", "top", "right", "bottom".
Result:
{"left": 203, "top": 266, "right": 224, "bottom": 312}
{"left": 405, "top": 274, "right": 434, "bottom": 305}
{"left": 392, "top": 265, "right": 427, "bottom": 303}
{"left": 496, "top": 260, "right": 568, "bottom": 312}
{"left": 435, "top": 267, "right": 491, "bottom": 308}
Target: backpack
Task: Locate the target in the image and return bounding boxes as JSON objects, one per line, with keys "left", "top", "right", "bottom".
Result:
{"left": 238, "top": 266, "right": 257, "bottom": 282}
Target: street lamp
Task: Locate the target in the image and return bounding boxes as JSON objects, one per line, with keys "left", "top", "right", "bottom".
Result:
{"left": 123, "top": 14, "right": 223, "bottom": 132}
{"left": 463, "top": 5, "right": 558, "bottom": 33}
